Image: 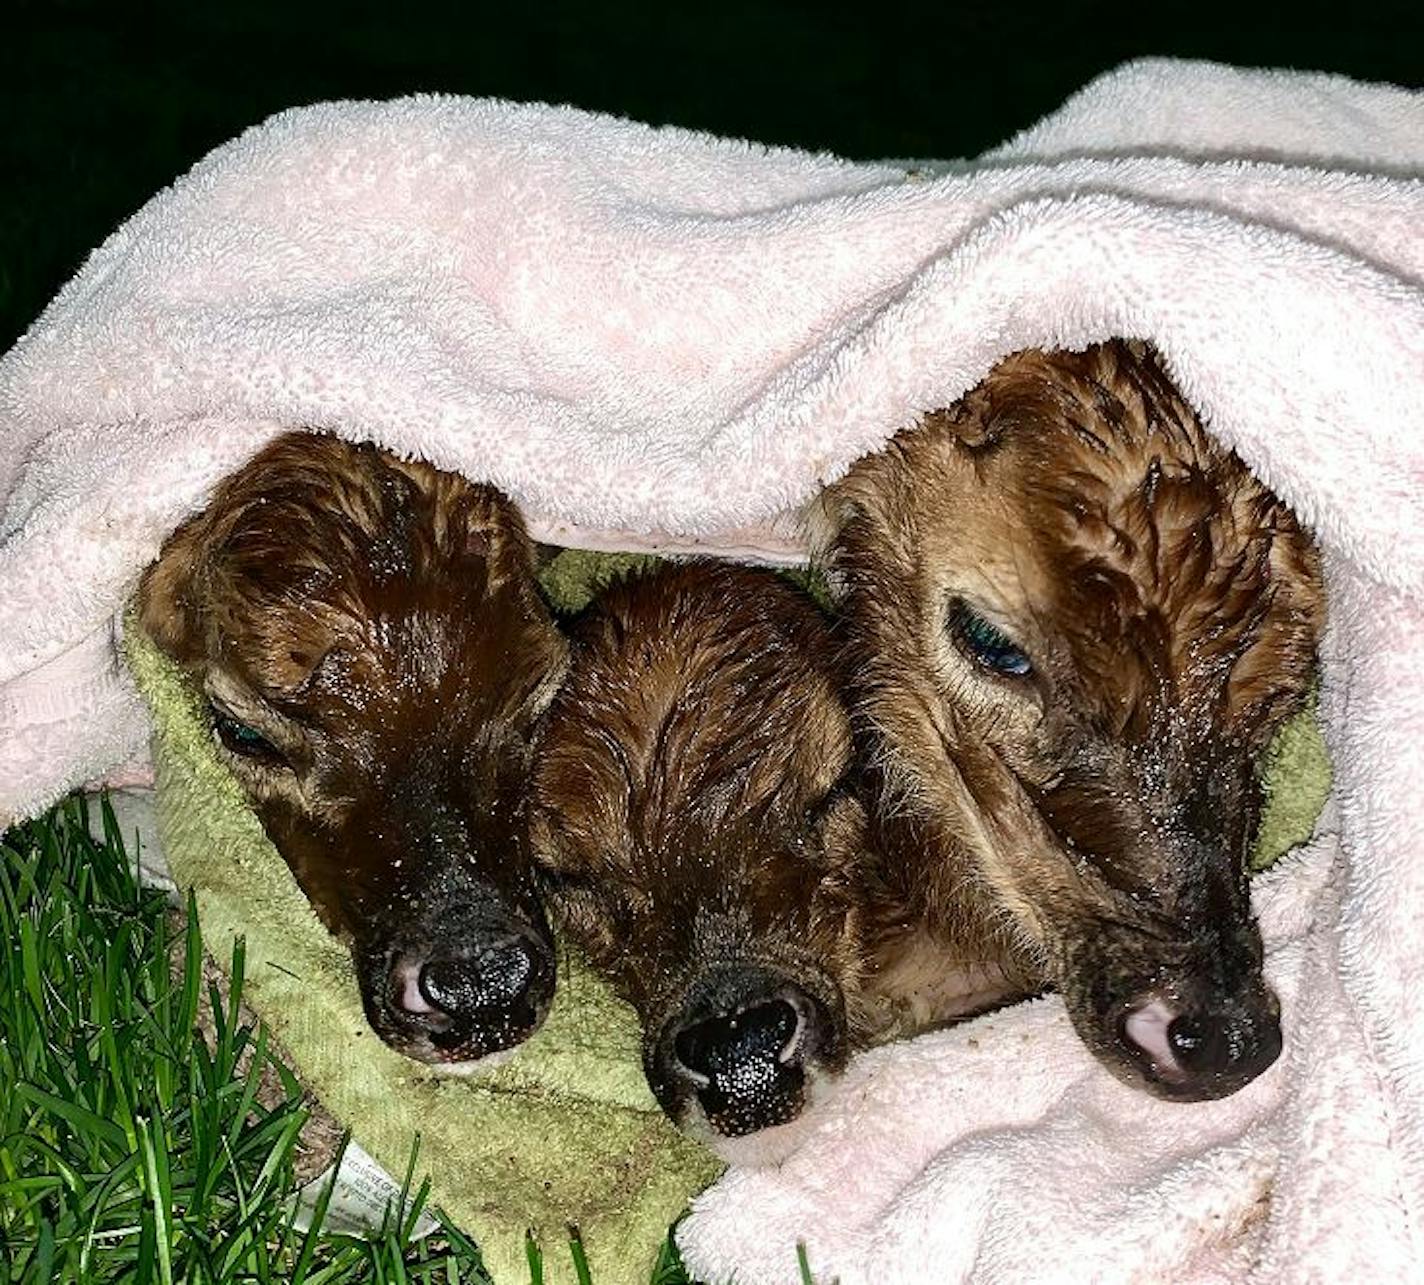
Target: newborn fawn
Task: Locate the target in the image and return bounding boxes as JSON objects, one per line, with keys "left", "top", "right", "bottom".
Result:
{"left": 823, "top": 339, "right": 1324, "bottom": 1100}
{"left": 530, "top": 561, "right": 870, "bottom": 1158}
{"left": 139, "top": 432, "right": 568, "bottom": 1068}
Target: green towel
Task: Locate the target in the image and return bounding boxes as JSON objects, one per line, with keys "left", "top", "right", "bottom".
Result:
{"left": 123, "top": 547, "right": 1330, "bottom": 1283}
{"left": 1253, "top": 691, "right": 1333, "bottom": 872}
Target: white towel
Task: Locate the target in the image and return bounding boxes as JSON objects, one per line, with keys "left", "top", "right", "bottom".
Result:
{"left": 1, "top": 57, "right": 1420, "bottom": 1282}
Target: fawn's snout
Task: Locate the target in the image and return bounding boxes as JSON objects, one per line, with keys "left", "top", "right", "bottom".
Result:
{"left": 654, "top": 966, "right": 836, "bottom": 1138}
{"left": 1043, "top": 751, "right": 1285, "bottom": 1100}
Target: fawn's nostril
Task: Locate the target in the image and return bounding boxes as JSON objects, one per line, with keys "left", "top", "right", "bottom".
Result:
{"left": 390, "top": 939, "right": 547, "bottom": 1035}
{"left": 417, "top": 942, "right": 534, "bottom": 1017}
{"left": 1166, "top": 1008, "right": 1280, "bottom": 1079}
{"left": 675, "top": 997, "right": 801, "bottom": 1082}
{"left": 1166, "top": 1013, "right": 1210, "bottom": 1064}
{"left": 1121, "top": 997, "right": 1178, "bottom": 1073}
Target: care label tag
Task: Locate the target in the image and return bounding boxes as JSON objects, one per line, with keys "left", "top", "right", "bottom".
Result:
{"left": 289, "top": 1139, "right": 442, "bottom": 1240}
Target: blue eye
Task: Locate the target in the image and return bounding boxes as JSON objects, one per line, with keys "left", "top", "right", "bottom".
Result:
{"left": 210, "top": 705, "right": 284, "bottom": 762}
{"left": 948, "top": 601, "right": 1032, "bottom": 677}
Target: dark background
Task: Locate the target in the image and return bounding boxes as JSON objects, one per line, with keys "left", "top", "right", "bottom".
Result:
{"left": 3, "top": 1, "right": 1420, "bottom": 349}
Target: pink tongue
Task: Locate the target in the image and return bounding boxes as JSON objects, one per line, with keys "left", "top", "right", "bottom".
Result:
{"left": 1124, "top": 999, "right": 1184, "bottom": 1077}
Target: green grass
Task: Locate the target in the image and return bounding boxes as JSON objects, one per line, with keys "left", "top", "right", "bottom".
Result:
{"left": 0, "top": 798, "right": 700, "bottom": 1284}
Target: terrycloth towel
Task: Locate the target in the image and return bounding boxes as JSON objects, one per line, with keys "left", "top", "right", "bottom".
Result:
{"left": 123, "top": 609, "right": 720, "bottom": 1285}
{"left": 0, "top": 54, "right": 1420, "bottom": 1282}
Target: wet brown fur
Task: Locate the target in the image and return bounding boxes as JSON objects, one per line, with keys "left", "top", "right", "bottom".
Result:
{"left": 822, "top": 340, "right": 1325, "bottom": 1094}
{"left": 530, "top": 561, "right": 871, "bottom": 1134}
{"left": 138, "top": 431, "right": 568, "bottom": 1062}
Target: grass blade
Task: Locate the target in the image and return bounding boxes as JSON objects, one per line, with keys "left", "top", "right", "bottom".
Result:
{"left": 568, "top": 1224, "right": 594, "bottom": 1285}
{"left": 136, "top": 1111, "right": 176, "bottom": 1285}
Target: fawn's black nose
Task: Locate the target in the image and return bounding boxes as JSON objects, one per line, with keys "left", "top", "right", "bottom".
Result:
{"left": 1118, "top": 980, "right": 1282, "bottom": 1101}
{"left": 388, "top": 931, "right": 554, "bottom": 1062}
{"left": 665, "top": 970, "right": 824, "bottom": 1137}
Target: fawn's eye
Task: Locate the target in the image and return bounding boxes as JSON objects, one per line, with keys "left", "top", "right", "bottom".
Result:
{"left": 947, "top": 600, "right": 1032, "bottom": 678}
{"left": 209, "top": 704, "right": 287, "bottom": 765}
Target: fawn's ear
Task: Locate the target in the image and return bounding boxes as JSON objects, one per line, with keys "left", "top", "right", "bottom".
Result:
{"left": 811, "top": 782, "right": 870, "bottom": 865}
{"left": 454, "top": 484, "right": 542, "bottom": 591}
{"left": 918, "top": 394, "right": 1008, "bottom": 451}
{"left": 810, "top": 352, "right": 1041, "bottom": 553}
{"left": 806, "top": 436, "right": 928, "bottom": 588}
{"left": 136, "top": 509, "right": 218, "bottom": 666}
{"left": 134, "top": 434, "right": 314, "bottom": 665}
{"left": 804, "top": 441, "right": 910, "bottom": 560}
